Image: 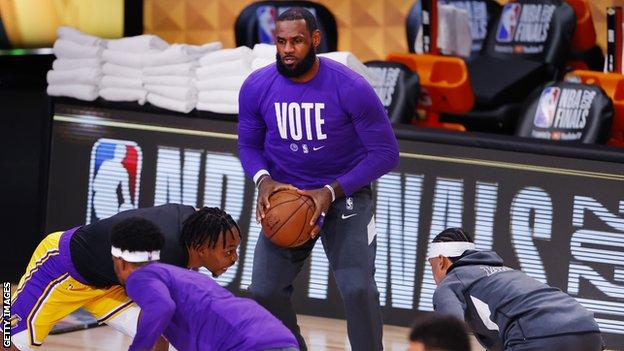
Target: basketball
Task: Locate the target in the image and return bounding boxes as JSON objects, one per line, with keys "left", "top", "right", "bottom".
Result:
{"left": 261, "top": 189, "right": 315, "bottom": 248}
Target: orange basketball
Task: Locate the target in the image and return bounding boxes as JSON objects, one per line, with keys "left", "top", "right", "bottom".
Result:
{"left": 261, "top": 189, "right": 315, "bottom": 248}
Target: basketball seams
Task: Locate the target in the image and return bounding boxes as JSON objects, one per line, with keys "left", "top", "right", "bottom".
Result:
{"left": 261, "top": 190, "right": 316, "bottom": 247}
{"left": 265, "top": 199, "right": 307, "bottom": 239}
{"left": 287, "top": 199, "right": 315, "bottom": 247}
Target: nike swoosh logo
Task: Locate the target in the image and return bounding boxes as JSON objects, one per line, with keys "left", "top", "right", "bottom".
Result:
{"left": 313, "top": 146, "right": 325, "bottom": 151}
{"left": 341, "top": 213, "right": 357, "bottom": 219}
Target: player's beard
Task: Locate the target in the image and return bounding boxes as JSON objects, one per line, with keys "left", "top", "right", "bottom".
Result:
{"left": 276, "top": 47, "right": 317, "bottom": 78}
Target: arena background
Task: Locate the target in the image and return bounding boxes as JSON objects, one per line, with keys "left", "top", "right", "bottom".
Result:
{"left": 43, "top": 101, "right": 624, "bottom": 348}
{"left": 0, "top": 0, "right": 618, "bottom": 60}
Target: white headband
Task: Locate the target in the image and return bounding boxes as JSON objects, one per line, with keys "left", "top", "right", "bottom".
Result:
{"left": 111, "top": 246, "right": 160, "bottom": 263}
{"left": 427, "top": 242, "right": 476, "bottom": 260}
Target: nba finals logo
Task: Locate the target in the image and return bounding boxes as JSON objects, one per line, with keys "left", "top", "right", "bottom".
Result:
{"left": 86, "top": 139, "right": 142, "bottom": 224}
{"left": 256, "top": 6, "right": 277, "bottom": 44}
{"left": 496, "top": 3, "right": 521, "bottom": 42}
{"left": 534, "top": 87, "right": 560, "bottom": 128}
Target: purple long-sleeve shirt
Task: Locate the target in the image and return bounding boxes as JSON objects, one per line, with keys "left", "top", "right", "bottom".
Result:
{"left": 125, "top": 263, "right": 298, "bottom": 351}
{"left": 238, "top": 57, "right": 399, "bottom": 196}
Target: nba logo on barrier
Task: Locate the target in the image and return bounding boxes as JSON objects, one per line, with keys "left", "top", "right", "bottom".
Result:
{"left": 86, "top": 139, "right": 142, "bottom": 224}
{"left": 496, "top": 3, "right": 521, "bottom": 42}
{"left": 257, "top": 6, "right": 277, "bottom": 44}
{"left": 534, "top": 87, "right": 560, "bottom": 128}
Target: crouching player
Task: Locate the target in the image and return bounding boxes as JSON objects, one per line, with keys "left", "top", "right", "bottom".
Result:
{"left": 428, "top": 227, "right": 603, "bottom": 351}
{"left": 111, "top": 217, "right": 299, "bottom": 351}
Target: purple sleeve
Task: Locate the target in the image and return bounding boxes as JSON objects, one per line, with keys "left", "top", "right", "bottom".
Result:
{"left": 238, "top": 78, "right": 269, "bottom": 180}
{"left": 337, "top": 77, "right": 399, "bottom": 196}
{"left": 125, "top": 270, "right": 176, "bottom": 351}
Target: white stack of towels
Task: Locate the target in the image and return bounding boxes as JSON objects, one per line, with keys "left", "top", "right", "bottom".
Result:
{"left": 100, "top": 35, "right": 169, "bottom": 105}
{"left": 47, "top": 27, "right": 104, "bottom": 101}
{"left": 196, "top": 46, "right": 254, "bottom": 114}
{"left": 46, "top": 27, "right": 383, "bottom": 116}
{"left": 251, "top": 44, "right": 277, "bottom": 71}
{"left": 144, "top": 42, "right": 222, "bottom": 113}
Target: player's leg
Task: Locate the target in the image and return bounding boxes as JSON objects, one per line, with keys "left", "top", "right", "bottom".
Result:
{"left": 249, "top": 234, "right": 317, "bottom": 350}
{"left": 83, "top": 285, "right": 137, "bottom": 336}
{"left": 321, "top": 187, "right": 383, "bottom": 351}
{"left": 84, "top": 282, "right": 174, "bottom": 351}
{"left": 10, "top": 232, "right": 87, "bottom": 350}
{"left": 506, "top": 332, "right": 604, "bottom": 351}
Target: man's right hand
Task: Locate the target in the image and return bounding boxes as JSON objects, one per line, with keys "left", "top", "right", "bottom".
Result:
{"left": 256, "top": 176, "right": 296, "bottom": 223}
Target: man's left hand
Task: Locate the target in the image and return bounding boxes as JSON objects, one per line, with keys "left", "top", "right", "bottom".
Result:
{"left": 297, "top": 187, "right": 333, "bottom": 239}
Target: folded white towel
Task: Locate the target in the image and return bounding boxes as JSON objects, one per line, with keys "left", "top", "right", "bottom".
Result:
{"left": 57, "top": 26, "right": 103, "bottom": 47}
{"left": 47, "top": 67, "right": 101, "bottom": 85}
{"left": 199, "top": 46, "right": 253, "bottom": 66}
{"left": 47, "top": 84, "right": 98, "bottom": 101}
{"left": 196, "top": 102, "right": 238, "bottom": 114}
{"left": 99, "top": 87, "right": 147, "bottom": 104}
{"left": 102, "top": 49, "right": 150, "bottom": 68}
{"left": 143, "top": 62, "right": 197, "bottom": 76}
{"left": 52, "top": 58, "right": 101, "bottom": 71}
{"left": 144, "top": 84, "right": 197, "bottom": 101}
{"left": 251, "top": 57, "right": 275, "bottom": 71}
{"left": 318, "top": 52, "right": 382, "bottom": 86}
{"left": 147, "top": 93, "right": 195, "bottom": 113}
{"left": 107, "top": 34, "right": 169, "bottom": 53}
{"left": 198, "top": 90, "right": 238, "bottom": 105}
{"left": 53, "top": 39, "right": 103, "bottom": 59}
{"left": 102, "top": 63, "right": 143, "bottom": 78}
{"left": 196, "top": 59, "right": 252, "bottom": 80}
{"left": 415, "top": 5, "right": 472, "bottom": 58}
{"left": 196, "top": 75, "right": 249, "bottom": 91}
{"left": 143, "top": 75, "right": 195, "bottom": 87}
{"left": 143, "top": 43, "right": 222, "bottom": 66}
{"left": 253, "top": 43, "right": 277, "bottom": 59}
{"left": 100, "top": 76, "right": 143, "bottom": 89}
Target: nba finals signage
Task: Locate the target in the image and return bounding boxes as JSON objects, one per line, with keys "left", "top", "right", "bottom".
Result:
{"left": 47, "top": 103, "right": 624, "bottom": 348}
{"left": 495, "top": 2, "right": 556, "bottom": 54}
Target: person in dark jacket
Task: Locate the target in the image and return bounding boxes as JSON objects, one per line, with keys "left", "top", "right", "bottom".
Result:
{"left": 428, "top": 227, "right": 603, "bottom": 351}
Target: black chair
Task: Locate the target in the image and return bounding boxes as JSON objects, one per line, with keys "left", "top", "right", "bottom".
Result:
{"left": 516, "top": 81, "right": 613, "bottom": 144}
{"left": 441, "top": 0, "right": 576, "bottom": 134}
{"left": 235, "top": 1, "right": 337, "bottom": 53}
{"left": 364, "top": 60, "right": 420, "bottom": 124}
{"left": 406, "top": 0, "right": 502, "bottom": 59}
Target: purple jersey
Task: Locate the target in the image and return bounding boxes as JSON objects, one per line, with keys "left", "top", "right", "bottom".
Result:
{"left": 238, "top": 57, "right": 399, "bottom": 196}
{"left": 125, "top": 263, "right": 298, "bottom": 351}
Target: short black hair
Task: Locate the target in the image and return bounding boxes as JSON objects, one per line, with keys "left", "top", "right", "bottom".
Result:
{"left": 180, "top": 207, "right": 241, "bottom": 250}
{"left": 433, "top": 227, "right": 473, "bottom": 244}
{"left": 276, "top": 7, "right": 319, "bottom": 34}
{"left": 410, "top": 314, "right": 471, "bottom": 351}
{"left": 111, "top": 217, "right": 165, "bottom": 253}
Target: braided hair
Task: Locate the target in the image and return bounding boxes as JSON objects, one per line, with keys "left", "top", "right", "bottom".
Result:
{"left": 180, "top": 207, "right": 241, "bottom": 250}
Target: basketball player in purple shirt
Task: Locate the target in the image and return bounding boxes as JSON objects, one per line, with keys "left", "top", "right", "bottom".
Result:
{"left": 111, "top": 217, "right": 299, "bottom": 351}
{"left": 238, "top": 8, "right": 399, "bottom": 351}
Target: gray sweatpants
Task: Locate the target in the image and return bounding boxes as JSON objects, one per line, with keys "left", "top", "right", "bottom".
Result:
{"left": 249, "top": 187, "right": 383, "bottom": 351}
{"left": 506, "top": 332, "right": 604, "bottom": 350}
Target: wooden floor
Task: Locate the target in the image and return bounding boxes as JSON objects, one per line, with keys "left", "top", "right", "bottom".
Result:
{"left": 39, "top": 315, "right": 486, "bottom": 351}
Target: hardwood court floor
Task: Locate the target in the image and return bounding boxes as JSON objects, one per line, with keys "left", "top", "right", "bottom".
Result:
{"left": 39, "top": 315, "right": 487, "bottom": 351}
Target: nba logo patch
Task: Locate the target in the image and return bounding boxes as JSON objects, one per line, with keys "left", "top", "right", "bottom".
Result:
{"left": 496, "top": 3, "right": 522, "bottom": 42}
{"left": 257, "top": 6, "right": 277, "bottom": 44}
{"left": 86, "top": 138, "right": 142, "bottom": 224}
{"left": 346, "top": 197, "right": 354, "bottom": 210}
{"left": 534, "top": 87, "right": 560, "bottom": 128}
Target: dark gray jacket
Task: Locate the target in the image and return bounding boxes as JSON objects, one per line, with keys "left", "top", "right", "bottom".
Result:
{"left": 433, "top": 250, "right": 600, "bottom": 350}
